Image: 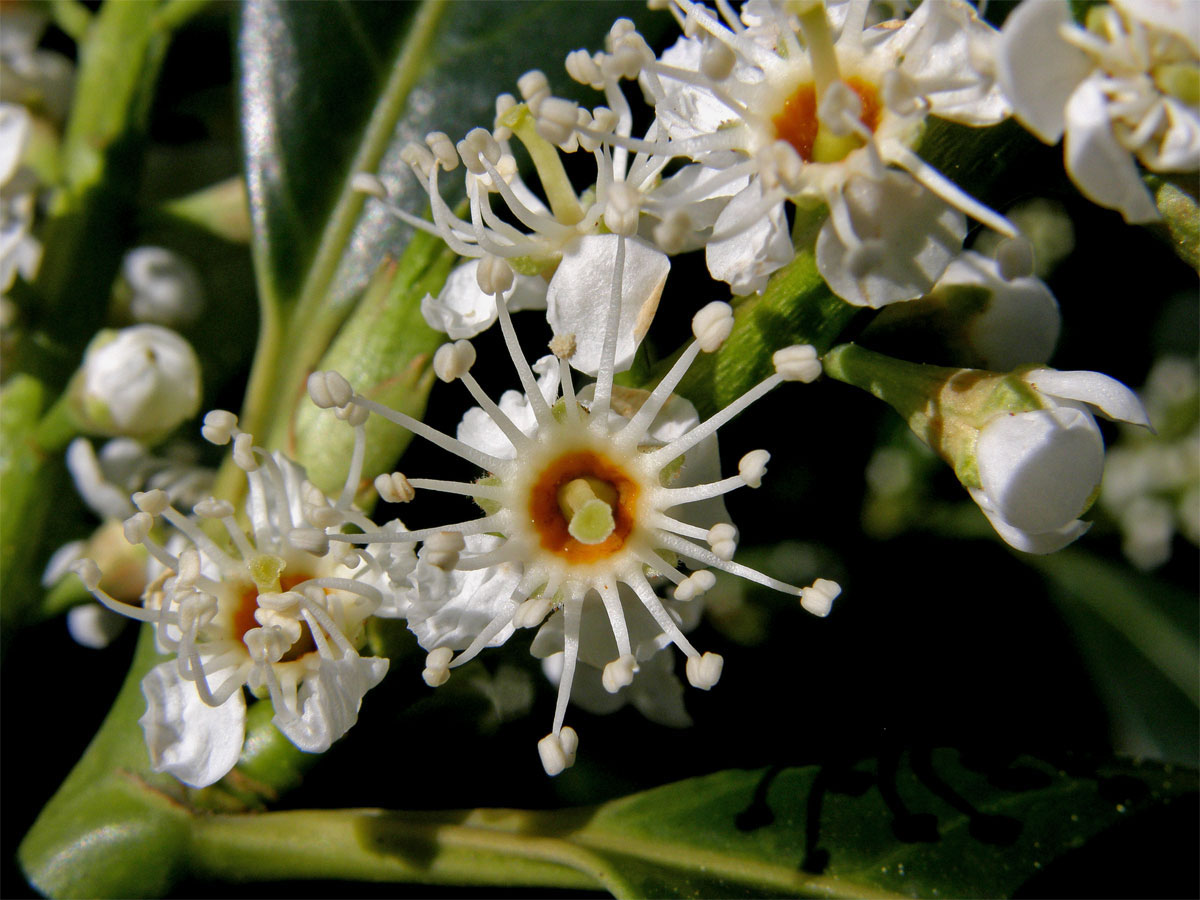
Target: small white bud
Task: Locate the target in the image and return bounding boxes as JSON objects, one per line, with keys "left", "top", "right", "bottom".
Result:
{"left": 739, "top": 449, "right": 770, "bottom": 488}
{"left": 773, "top": 345, "right": 822, "bottom": 382}
{"left": 121, "top": 247, "right": 204, "bottom": 327}
{"left": 800, "top": 578, "right": 841, "bottom": 617}
{"left": 433, "top": 340, "right": 476, "bottom": 382}
{"left": 685, "top": 651, "right": 724, "bottom": 689}
{"left": 692, "top": 301, "right": 734, "bottom": 352}
{"left": 78, "top": 325, "right": 201, "bottom": 439}
{"left": 375, "top": 472, "right": 415, "bottom": 503}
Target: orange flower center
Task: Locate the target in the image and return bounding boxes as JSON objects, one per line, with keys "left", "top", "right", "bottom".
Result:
{"left": 772, "top": 77, "right": 882, "bottom": 163}
{"left": 528, "top": 450, "right": 640, "bottom": 562}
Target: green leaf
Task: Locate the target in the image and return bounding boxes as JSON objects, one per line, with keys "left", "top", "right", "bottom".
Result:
{"left": 184, "top": 753, "right": 1195, "bottom": 898}
{"left": 235, "top": 0, "right": 662, "bottom": 453}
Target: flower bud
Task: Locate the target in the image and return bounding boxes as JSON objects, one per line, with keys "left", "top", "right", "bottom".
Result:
{"left": 117, "top": 246, "right": 204, "bottom": 327}
{"left": 72, "top": 325, "right": 201, "bottom": 440}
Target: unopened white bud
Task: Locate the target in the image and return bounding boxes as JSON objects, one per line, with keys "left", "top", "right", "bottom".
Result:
{"left": 375, "top": 471, "right": 415, "bottom": 503}
{"left": 433, "top": 340, "right": 476, "bottom": 382}
{"left": 122, "top": 247, "right": 203, "bottom": 327}
{"left": 773, "top": 344, "right": 822, "bottom": 382}
{"left": 739, "top": 449, "right": 770, "bottom": 487}
{"left": 423, "top": 646, "right": 454, "bottom": 687}
{"left": 602, "top": 654, "right": 638, "bottom": 692}
{"left": 201, "top": 409, "right": 238, "bottom": 445}
{"left": 800, "top": 578, "right": 841, "bottom": 617}
{"left": 78, "top": 325, "right": 201, "bottom": 438}
{"left": 692, "top": 301, "right": 734, "bottom": 352}
{"left": 685, "top": 651, "right": 724, "bottom": 689}
{"left": 307, "top": 371, "right": 354, "bottom": 409}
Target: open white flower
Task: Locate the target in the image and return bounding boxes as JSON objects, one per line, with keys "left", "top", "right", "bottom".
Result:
{"left": 310, "top": 235, "right": 838, "bottom": 775}
{"left": 572, "top": 0, "right": 1019, "bottom": 305}
{"left": 72, "top": 415, "right": 396, "bottom": 787}
{"left": 968, "top": 368, "right": 1153, "bottom": 553}
{"left": 997, "top": 0, "right": 1200, "bottom": 222}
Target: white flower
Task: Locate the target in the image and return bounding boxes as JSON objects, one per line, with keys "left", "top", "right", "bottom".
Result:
{"left": 578, "top": 0, "right": 1018, "bottom": 304}
{"left": 76, "top": 325, "right": 202, "bottom": 439}
{"left": 1, "top": 102, "right": 42, "bottom": 292}
{"left": 120, "top": 246, "right": 205, "bottom": 327}
{"left": 310, "top": 233, "right": 839, "bottom": 775}
{"left": 997, "top": 0, "right": 1200, "bottom": 222}
{"left": 73, "top": 417, "right": 398, "bottom": 787}
{"left": 968, "top": 368, "right": 1152, "bottom": 553}
{"left": 0, "top": 7, "right": 74, "bottom": 124}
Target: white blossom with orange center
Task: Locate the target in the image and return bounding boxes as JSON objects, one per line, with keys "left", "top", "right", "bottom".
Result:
{"left": 309, "top": 237, "right": 839, "bottom": 775}
{"left": 567, "top": 0, "right": 1021, "bottom": 306}
{"left": 71, "top": 416, "right": 401, "bottom": 788}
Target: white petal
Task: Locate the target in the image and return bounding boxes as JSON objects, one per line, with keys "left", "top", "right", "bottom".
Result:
{"left": 995, "top": 0, "right": 1093, "bottom": 143}
{"left": 546, "top": 234, "right": 669, "bottom": 376}
{"left": 705, "top": 186, "right": 792, "bottom": 296}
{"left": 421, "top": 260, "right": 548, "bottom": 340}
{"left": 67, "top": 602, "right": 127, "bottom": 649}
{"left": 976, "top": 407, "right": 1104, "bottom": 533}
{"left": 1024, "top": 368, "right": 1153, "bottom": 428}
{"left": 969, "top": 487, "right": 1093, "bottom": 553}
{"left": 457, "top": 355, "right": 559, "bottom": 459}
{"left": 139, "top": 661, "right": 245, "bottom": 788}
{"left": 65, "top": 438, "right": 138, "bottom": 519}
{"left": 0, "top": 103, "right": 31, "bottom": 186}
{"left": 276, "top": 655, "right": 389, "bottom": 753}
{"left": 406, "top": 534, "right": 522, "bottom": 651}
{"left": 817, "top": 172, "right": 966, "bottom": 308}
{"left": 1138, "top": 98, "right": 1200, "bottom": 173}
{"left": 1113, "top": 0, "right": 1200, "bottom": 56}
{"left": 1064, "top": 75, "right": 1160, "bottom": 223}
{"left": 938, "top": 252, "right": 1061, "bottom": 368}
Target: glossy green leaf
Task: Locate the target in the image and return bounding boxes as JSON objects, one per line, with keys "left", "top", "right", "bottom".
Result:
{"left": 183, "top": 751, "right": 1195, "bottom": 898}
